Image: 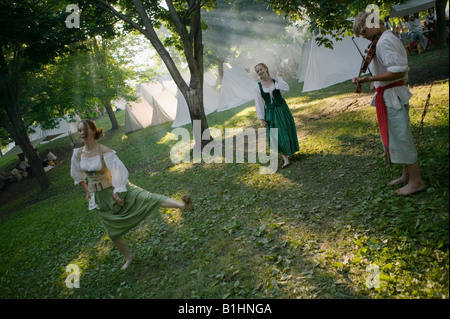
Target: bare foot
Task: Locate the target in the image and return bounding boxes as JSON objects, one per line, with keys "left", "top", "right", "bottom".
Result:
{"left": 120, "top": 253, "right": 135, "bottom": 271}
{"left": 182, "top": 195, "right": 194, "bottom": 211}
{"left": 395, "top": 181, "right": 426, "bottom": 196}
{"left": 389, "top": 175, "right": 408, "bottom": 186}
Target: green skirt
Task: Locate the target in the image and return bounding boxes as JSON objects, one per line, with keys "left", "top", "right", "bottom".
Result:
{"left": 94, "top": 183, "right": 168, "bottom": 242}
{"left": 265, "top": 98, "right": 299, "bottom": 156}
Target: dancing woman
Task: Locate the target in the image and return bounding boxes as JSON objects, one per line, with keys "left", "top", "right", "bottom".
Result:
{"left": 254, "top": 63, "right": 299, "bottom": 168}
{"left": 71, "top": 119, "right": 194, "bottom": 270}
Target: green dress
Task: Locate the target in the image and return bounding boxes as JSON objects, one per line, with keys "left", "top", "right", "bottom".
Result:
{"left": 94, "top": 183, "right": 168, "bottom": 242}
{"left": 258, "top": 81, "right": 299, "bottom": 156}
{"left": 72, "top": 146, "right": 168, "bottom": 242}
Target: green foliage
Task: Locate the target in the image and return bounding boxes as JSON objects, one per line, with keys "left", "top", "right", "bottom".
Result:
{"left": 267, "top": 0, "right": 398, "bottom": 47}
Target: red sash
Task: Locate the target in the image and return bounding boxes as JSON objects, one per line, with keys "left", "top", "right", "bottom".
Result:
{"left": 374, "top": 80, "right": 405, "bottom": 167}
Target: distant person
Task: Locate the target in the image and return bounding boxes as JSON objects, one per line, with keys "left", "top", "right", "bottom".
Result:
{"left": 70, "top": 119, "right": 194, "bottom": 270}
{"left": 425, "top": 8, "right": 437, "bottom": 30}
{"left": 254, "top": 63, "right": 299, "bottom": 169}
{"left": 406, "top": 14, "right": 428, "bottom": 50}
{"left": 46, "top": 149, "right": 58, "bottom": 166}
{"left": 352, "top": 11, "right": 426, "bottom": 196}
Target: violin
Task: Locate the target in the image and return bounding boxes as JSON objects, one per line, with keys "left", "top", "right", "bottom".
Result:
{"left": 355, "top": 34, "right": 380, "bottom": 93}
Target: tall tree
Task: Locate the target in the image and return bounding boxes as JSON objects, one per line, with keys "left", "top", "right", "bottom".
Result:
{"left": 88, "top": 37, "right": 136, "bottom": 129}
{"left": 88, "top": 0, "right": 215, "bottom": 148}
{"left": 0, "top": 1, "right": 115, "bottom": 191}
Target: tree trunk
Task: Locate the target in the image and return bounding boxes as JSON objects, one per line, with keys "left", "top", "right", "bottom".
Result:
{"left": 91, "top": 38, "right": 120, "bottom": 129}
{"left": 103, "top": 100, "right": 119, "bottom": 129}
{"left": 217, "top": 59, "right": 224, "bottom": 86}
{"left": 8, "top": 103, "right": 52, "bottom": 191}
{"left": 435, "top": 0, "right": 448, "bottom": 49}
{"left": 0, "top": 49, "right": 52, "bottom": 191}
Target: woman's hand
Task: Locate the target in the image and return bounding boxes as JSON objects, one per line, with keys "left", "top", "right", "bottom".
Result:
{"left": 113, "top": 192, "right": 125, "bottom": 207}
{"left": 85, "top": 192, "right": 91, "bottom": 202}
{"left": 261, "top": 119, "right": 268, "bottom": 128}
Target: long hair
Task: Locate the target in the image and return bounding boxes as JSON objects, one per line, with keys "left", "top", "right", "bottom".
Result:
{"left": 78, "top": 119, "right": 104, "bottom": 140}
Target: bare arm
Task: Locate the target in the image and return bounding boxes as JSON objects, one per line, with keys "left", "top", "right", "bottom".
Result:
{"left": 354, "top": 71, "right": 406, "bottom": 83}
{"left": 79, "top": 181, "right": 90, "bottom": 201}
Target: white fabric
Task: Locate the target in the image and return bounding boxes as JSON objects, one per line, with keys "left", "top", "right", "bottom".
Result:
{"left": 369, "top": 30, "right": 413, "bottom": 110}
{"left": 125, "top": 99, "right": 154, "bottom": 133}
{"left": 162, "top": 80, "right": 178, "bottom": 97}
{"left": 138, "top": 82, "right": 163, "bottom": 106}
{"left": 390, "top": 0, "right": 436, "bottom": 18}
{"left": 297, "top": 41, "right": 311, "bottom": 82}
{"left": 183, "top": 70, "right": 218, "bottom": 88}
{"left": 172, "top": 84, "right": 219, "bottom": 127}
{"left": 254, "top": 77, "right": 289, "bottom": 120}
{"left": 70, "top": 148, "right": 128, "bottom": 194}
{"left": 217, "top": 66, "right": 257, "bottom": 112}
{"left": 151, "top": 89, "right": 178, "bottom": 120}
{"left": 2, "top": 114, "right": 80, "bottom": 159}
{"left": 125, "top": 86, "right": 177, "bottom": 133}
{"left": 406, "top": 19, "right": 423, "bottom": 33}
{"left": 29, "top": 114, "right": 80, "bottom": 142}
{"left": 302, "top": 34, "right": 370, "bottom": 93}
{"left": 111, "top": 98, "right": 127, "bottom": 110}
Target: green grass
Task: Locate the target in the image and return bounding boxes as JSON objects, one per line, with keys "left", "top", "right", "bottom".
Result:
{"left": 0, "top": 48, "right": 448, "bottom": 299}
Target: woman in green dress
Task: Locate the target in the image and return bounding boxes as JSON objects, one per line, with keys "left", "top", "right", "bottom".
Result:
{"left": 254, "top": 63, "right": 299, "bottom": 168}
{"left": 71, "top": 119, "right": 194, "bottom": 270}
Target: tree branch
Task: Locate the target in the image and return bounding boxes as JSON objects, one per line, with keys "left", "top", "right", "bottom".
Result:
{"left": 87, "top": 0, "right": 147, "bottom": 35}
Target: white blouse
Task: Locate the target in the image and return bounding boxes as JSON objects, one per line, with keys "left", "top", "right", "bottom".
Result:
{"left": 254, "top": 76, "right": 290, "bottom": 120}
{"left": 70, "top": 148, "right": 129, "bottom": 194}
{"left": 370, "top": 30, "right": 413, "bottom": 109}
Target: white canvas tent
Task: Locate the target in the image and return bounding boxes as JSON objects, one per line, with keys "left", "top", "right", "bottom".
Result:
{"left": 1, "top": 138, "right": 46, "bottom": 159}
{"left": 301, "top": 34, "right": 370, "bottom": 93}
{"left": 172, "top": 84, "right": 220, "bottom": 127}
{"left": 390, "top": 0, "right": 436, "bottom": 17}
{"left": 28, "top": 115, "right": 80, "bottom": 142}
{"left": 217, "top": 65, "right": 257, "bottom": 112}
{"left": 124, "top": 89, "right": 178, "bottom": 133}
{"left": 1, "top": 115, "right": 80, "bottom": 159}
{"left": 151, "top": 89, "right": 178, "bottom": 120}
{"left": 111, "top": 98, "right": 127, "bottom": 110}
{"left": 125, "top": 99, "right": 154, "bottom": 133}
{"left": 125, "top": 81, "right": 179, "bottom": 133}
{"left": 162, "top": 80, "right": 178, "bottom": 97}
{"left": 297, "top": 41, "right": 312, "bottom": 82}
{"left": 138, "top": 82, "right": 163, "bottom": 106}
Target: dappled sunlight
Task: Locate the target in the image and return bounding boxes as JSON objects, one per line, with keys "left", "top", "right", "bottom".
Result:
{"left": 220, "top": 107, "right": 258, "bottom": 130}
{"left": 168, "top": 162, "right": 195, "bottom": 174}
{"left": 157, "top": 131, "right": 180, "bottom": 145}
{"left": 233, "top": 164, "right": 298, "bottom": 190}
{"left": 161, "top": 209, "right": 184, "bottom": 228}
{"left": 62, "top": 234, "right": 111, "bottom": 279}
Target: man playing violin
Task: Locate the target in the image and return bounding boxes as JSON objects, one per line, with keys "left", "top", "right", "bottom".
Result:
{"left": 352, "top": 11, "right": 426, "bottom": 196}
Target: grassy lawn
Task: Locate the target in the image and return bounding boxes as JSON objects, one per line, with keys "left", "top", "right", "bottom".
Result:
{"left": 0, "top": 48, "right": 448, "bottom": 299}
